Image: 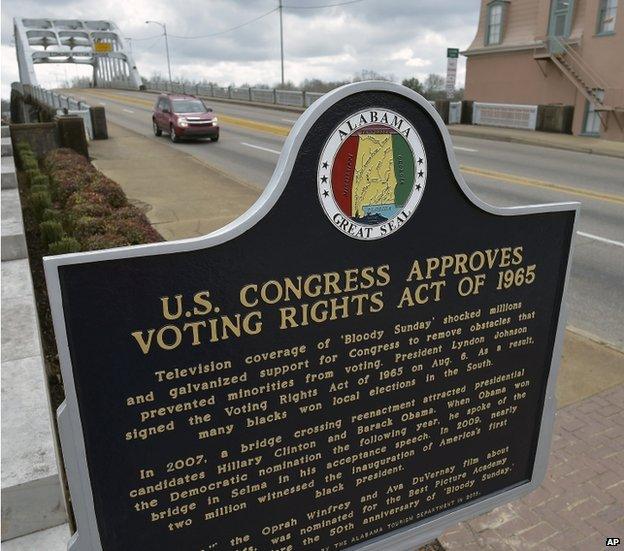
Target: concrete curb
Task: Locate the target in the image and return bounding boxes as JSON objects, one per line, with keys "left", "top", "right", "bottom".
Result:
{"left": 566, "top": 325, "right": 624, "bottom": 354}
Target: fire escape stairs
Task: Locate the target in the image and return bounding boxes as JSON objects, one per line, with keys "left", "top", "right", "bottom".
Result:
{"left": 550, "top": 53, "right": 614, "bottom": 112}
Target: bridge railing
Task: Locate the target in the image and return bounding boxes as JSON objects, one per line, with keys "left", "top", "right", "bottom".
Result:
{"left": 144, "top": 80, "right": 325, "bottom": 109}
{"left": 14, "top": 83, "right": 95, "bottom": 139}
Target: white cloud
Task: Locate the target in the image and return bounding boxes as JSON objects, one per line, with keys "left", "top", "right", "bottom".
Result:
{"left": 1, "top": 0, "right": 480, "bottom": 98}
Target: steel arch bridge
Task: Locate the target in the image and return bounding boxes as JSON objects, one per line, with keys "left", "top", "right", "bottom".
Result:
{"left": 14, "top": 18, "right": 142, "bottom": 89}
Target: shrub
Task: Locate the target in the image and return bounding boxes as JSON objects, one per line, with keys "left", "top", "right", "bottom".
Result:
{"left": 103, "top": 216, "right": 163, "bottom": 245}
{"left": 29, "top": 190, "right": 52, "bottom": 220}
{"left": 30, "top": 184, "right": 50, "bottom": 195}
{"left": 20, "top": 150, "right": 36, "bottom": 160}
{"left": 82, "top": 233, "right": 133, "bottom": 251}
{"left": 85, "top": 176, "right": 128, "bottom": 208}
{"left": 39, "top": 221, "right": 65, "bottom": 247}
{"left": 69, "top": 202, "right": 113, "bottom": 219}
{"left": 25, "top": 169, "right": 40, "bottom": 185}
{"left": 74, "top": 216, "right": 107, "bottom": 240}
{"left": 52, "top": 169, "right": 98, "bottom": 202}
{"left": 48, "top": 237, "right": 81, "bottom": 255}
{"left": 22, "top": 158, "right": 39, "bottom": 171}
{"left": 66, "top": 190, "right": 108, "bottom": 210}
{"left": 42, "top": 148, "right": 162, "bottom": 253}
{"left": 31, "top": 173, "right": 50, "bottom": 188}
{"left": 43, "top": 208, "right": 62, "bottom": 222}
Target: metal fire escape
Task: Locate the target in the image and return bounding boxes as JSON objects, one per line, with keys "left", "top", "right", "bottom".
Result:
{"left": 541, "top": 36, "right": 620, "bottom": 131}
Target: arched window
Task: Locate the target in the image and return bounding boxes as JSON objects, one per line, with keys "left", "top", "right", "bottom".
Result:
{"left": 486, "top": 1, "right": 508, "bottom": 45}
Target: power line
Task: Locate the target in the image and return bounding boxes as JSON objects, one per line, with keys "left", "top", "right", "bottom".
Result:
{"left": 129, "top": 34, "right": 163, "bottom": 41}
{"left": 168, "top": 8, "right": 279, "bottom": 39}
{"left": 284, "top": 0, "right": 367, "bottom": 9}
{"left": 144, "top": 35, "right": 165, "bottom": 50}
{"left": 130, "top": 0, "right": 366, "bottom": 42}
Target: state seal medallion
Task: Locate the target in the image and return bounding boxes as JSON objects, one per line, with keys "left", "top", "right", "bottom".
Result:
{"left": 318, "top": 108, "right": 427, "bottom": 240}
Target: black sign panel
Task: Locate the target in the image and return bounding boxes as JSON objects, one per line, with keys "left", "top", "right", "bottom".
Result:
{"left": 45, "top": 83, "right": 577, "bottom": 551}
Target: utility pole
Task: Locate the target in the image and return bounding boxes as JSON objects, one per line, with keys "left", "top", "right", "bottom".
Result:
{"left": 279, "top": 0, "right": 285, "bottom": 86}
{"left": 146, "top": 20, "right": 173, "bottom": 91}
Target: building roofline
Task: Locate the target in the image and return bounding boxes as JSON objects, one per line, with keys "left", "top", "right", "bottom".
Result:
{"left": 462, "top": 41, "right": 546, "bottom": 56}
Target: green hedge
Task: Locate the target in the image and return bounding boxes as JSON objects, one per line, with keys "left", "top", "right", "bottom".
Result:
{"left": 16, "top": 144, "right": 163, "bottom": 254}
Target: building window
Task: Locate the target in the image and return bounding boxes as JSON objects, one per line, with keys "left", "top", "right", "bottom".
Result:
{"left": 597, "top": 0, "right": 618, "bottom": 34}
{"left": 487, "top": 3, "right": 504, "bottom": 45}
{"left": 549, "top": 0, "right": 575, "bottom": 38}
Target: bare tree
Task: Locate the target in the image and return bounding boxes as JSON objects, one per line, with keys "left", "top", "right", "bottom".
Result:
{"left": 352, "top": 69, "right": 395, "bottom": 82}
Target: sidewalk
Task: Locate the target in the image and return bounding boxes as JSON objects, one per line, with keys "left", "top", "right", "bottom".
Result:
{"left": 440, "top": 383, "right": 624, "bottom": 550}
{"left": 88, "top": 123, "right": 260, "bottom": 241}
{"left": 448, "top": 125, "right": 624, "bottom": 159}
{"left": 439, "top": 330, "right": 624, "bottom": 550}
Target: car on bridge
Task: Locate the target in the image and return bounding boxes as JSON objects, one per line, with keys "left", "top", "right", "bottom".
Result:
{"left": 152, "top": 93, "right": 219, "bottom": 143}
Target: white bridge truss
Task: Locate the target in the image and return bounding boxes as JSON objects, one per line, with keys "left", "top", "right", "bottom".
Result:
{"left": 14, "top": 18, "right": 142, "bottom": 89}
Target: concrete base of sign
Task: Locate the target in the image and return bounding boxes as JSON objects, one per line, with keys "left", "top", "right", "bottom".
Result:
{"left": 2, "top": 523, "right": 70, "bottom": 550}
{"left": 1, "top": 129, "right": 67, "bottom": 542}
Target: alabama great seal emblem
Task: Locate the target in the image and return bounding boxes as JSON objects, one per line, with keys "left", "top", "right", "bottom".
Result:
{"left": 318, "top": 108, "right": 427, "bottom": 240}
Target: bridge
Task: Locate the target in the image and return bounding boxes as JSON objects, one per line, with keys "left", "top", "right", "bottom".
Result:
{"left": 14, "top": 18, "right": 141, "bottom": 90}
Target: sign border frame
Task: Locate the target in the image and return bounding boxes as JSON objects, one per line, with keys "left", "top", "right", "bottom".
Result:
{"left": 43, "top": 80, "right": 580, "bottom": 551}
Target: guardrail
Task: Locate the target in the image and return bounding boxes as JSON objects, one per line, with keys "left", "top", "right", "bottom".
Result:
{"left": 472, "top": 102, "right": 538, "bottom": 131}
{"left": 145, "top": 80, "right": 324, "bottom": 109}
{"left": 13, "top": 83, "right": 95, "bottom": 139}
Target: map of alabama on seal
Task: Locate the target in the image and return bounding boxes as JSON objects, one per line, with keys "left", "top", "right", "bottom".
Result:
{"left": 319, "top": 108, "right": 427, "bottom": 240}
{"left": 332, "top": 125, "right": 414, "bottom": 225}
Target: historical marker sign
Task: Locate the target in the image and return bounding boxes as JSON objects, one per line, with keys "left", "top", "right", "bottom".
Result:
{"left": 45, "top": 82, "right": 578, "bottom": 551}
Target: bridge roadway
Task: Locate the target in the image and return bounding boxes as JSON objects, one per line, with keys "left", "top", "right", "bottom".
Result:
{"left": 65, "top": 88, "right": 624, "bottom": 349}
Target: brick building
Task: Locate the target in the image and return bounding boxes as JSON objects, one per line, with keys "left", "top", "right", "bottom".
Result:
{"left": 463, "top": 0, "right": 624, "bottom": 140}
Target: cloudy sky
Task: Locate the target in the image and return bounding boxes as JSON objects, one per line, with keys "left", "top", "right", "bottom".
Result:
{"left": 1, "top": 0, "right": 480, "bottom": 99}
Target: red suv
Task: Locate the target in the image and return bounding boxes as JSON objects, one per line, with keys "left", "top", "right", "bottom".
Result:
{"left": 152, "top": 94, "right": 219, "bottom": 143}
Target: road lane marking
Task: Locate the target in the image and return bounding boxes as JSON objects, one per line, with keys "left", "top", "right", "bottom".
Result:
{"left": 123, "top": 108, "right": 134, "bottom": 113}
{"left": 66, "top": 90, "right": 624, "bottom": 207}
{"left": 241, "top": 142, "right": 281, "bottom": 155}
{"left": 460, "top": 165, "right": 624, "bottom": 206}
{"left": 78, "top": 89, "right": 292, "bottom": 136}
{"left": 577, "top": 231, "right": 624, "bottom": 248}
{"left": 281, "top": 118, "right": 298, "bottom": 123}
{"left": 454, "top": 146, "right": 478, "bottom": 152}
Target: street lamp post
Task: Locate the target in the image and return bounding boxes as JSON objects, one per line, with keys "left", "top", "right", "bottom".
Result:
{"left": 278, "top": 0, "right": 285, "bottom": 86}
{"left": 146, "top": 20, "right": 172, "bottom": 91}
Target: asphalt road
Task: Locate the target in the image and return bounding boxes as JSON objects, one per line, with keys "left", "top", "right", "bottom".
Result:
{"left": 66, "top": 88, "right": 624, "bottom": 349}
